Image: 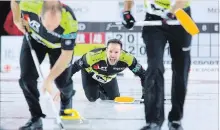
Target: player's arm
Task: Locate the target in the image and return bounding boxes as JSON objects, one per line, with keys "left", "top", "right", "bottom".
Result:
{"left": 11, "top": 0, "right": 21, "bottom": 24}
{"left": 71, "top": 54, "right": 90, "bottom": 75}
{"left": 170, "top": 0, "right": 189, "bottom": 14}
{"left": 10, "top": 0, "right": 25, "bottom": 33}
{"left": 128, "top": 57, "right": 146, "bottom": 80}
{"left": 128, "top": 56, "right": 146, "bottom": 98}
{"left": 46, "top": 7, "right": 78, "bottom": 81}
{"left": 122, "top": 0, "right": 135, "bottom": 29}
{"left": 124, "top": 0, "right": 134, "bottom": 11}
{"left": 47, "top": 43, "right": 75, "bottom": 81}
{"left": 47, "top": 31, "right": 78, "bottom": 81}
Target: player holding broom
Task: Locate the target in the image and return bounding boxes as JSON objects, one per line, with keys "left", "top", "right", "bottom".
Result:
{"left": 11, "top": 0, "right": 78, "bottom": 129}
{"left": 122, "top": 0, "right": 192, "bottom": 130}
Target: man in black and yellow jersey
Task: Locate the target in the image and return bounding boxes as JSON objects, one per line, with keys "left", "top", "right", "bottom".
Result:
{"left": 71, "top": 39, "right": 146, "bottom": 102}
{"left": 122, "top": 0, "right": 191, "bottom": 130}
{"left": 11, "top": 0, "right": 78, "bottom": 129}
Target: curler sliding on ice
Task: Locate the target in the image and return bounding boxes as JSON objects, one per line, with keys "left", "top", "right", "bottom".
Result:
{"left": 70, "top": 39, "right": 147, "bottom": 103}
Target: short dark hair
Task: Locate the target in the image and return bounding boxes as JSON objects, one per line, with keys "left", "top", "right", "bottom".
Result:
{"left": 41, "top": 1, "right": 62, "bottom": 17}
{"left": 107, "top": 39, "right": 123, "bottom": 49}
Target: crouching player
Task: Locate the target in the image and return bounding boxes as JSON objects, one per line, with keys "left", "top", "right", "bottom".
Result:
{"left": 72, "top": 39, "right": 146, "bottom": 102}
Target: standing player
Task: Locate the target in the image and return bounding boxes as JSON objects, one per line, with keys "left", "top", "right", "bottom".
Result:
{"left": 122, "top": 0, "right": 191, "bottom": 130}
{"left": 11, "top": 0, "right": 78, "bottom": 129}
{"left": 70, "top": 39, "right": 146, "bottom": 102}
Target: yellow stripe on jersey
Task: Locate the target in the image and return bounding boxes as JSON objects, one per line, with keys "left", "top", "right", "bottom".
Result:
{"left": 30, "top": 29, "right": 61, "bottom": 49}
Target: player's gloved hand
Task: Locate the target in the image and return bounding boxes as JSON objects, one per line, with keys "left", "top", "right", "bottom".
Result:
{"left": 122, "top": 11, "right": 135, "bottom": 29}
{"left": 160, "top": 10, "right": 176, "bottom": 24}
{"left": 161, "top": 10, "right": 175, "bottom": 20}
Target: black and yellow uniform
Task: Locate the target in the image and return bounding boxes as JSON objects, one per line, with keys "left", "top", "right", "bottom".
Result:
{"left": 72, "top": 48, "right": 146, "bottom": 102}
{"left": 143, "top": 0, "right": 190, "bottom": 10}
{"left": 16, "top": 0, "right": 78, "bottom": 121}
{"left": 142, "top": 0, "right": 191, "bottom": 127}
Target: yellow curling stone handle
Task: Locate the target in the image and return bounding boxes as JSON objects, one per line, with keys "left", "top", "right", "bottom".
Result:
{"left": 60, "top": 109, "right": 81, "bottom": 120}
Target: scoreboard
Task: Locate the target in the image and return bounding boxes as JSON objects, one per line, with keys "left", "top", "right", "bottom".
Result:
{"left": 76, "top": 22, "right": 219, "bottom": 63}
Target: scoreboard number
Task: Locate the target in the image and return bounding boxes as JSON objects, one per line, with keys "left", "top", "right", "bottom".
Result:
{"left": 137, "top": 44, "right": 146, "bottom": 56}
{"left": 202, "top": 24, "right": 207, "bottom": 31}
{"left": 126, "top": 44, "right": 138, "bottom": 56}
{"left": 125, "top": 33, "right": 137, "bottom": 44}
{"left": 113, "top": 33, "right": 126, "bottom": 50}
{"left": 113, "top": 33, "right": 125, "bottom": 41}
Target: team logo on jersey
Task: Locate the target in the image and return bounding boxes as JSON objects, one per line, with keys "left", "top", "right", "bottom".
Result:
{"left": 65, "top": 40, "right": 72, "bottom": 45}
{"left": 78, "top": 60, "right": 83, "bottom": 66}
{"left": 93, "top": 64, "right": 99, "bottom": 70}
{"left": 100, "top": 67, "right": 107, "bottom": 71}
{"left": 92, "top": 73, "right": 108, "bottom": 83}
{"left": 113, "top": 67, "right": 125, "bottom": 71}
{"left": 93, "top": 64, "right": 107, "bottom": 71}
{"left": 132, "top": 64, "right": 141, "bottom": 73}
{"left": 30, "top": 20, "right": 40, "bottom": 33}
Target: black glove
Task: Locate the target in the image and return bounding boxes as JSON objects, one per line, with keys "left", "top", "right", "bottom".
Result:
{"left": 161, "top": 10, "right": 176, "bottom": 24}
{"left": 161, "top": 10, "right": 176, "bottom": 19}
{"left": 122, "top": 11, "right": 135, "bottom": 29}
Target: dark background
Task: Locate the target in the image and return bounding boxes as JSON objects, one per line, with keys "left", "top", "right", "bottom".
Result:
{"left": 0, "top": 1, "right": 11, "bottom": 36}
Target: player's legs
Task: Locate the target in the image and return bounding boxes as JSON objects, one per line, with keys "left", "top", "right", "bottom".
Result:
{"left": 142, "top": 13, "right": 167, "bottom": 128}
{"left": 167, "top": 8, "right": 192, "bottom": 129}
{"left": 101, "top": 77, "right": 120, "bottom": 100}
{"left": 19, "top": 38, "right": 47, "bottom": 130}
{"left": 81, "top": 70, "right": 100, "bottom": 102}
{"left": 48, "top": 48, "right": 75, "bottom": 115}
